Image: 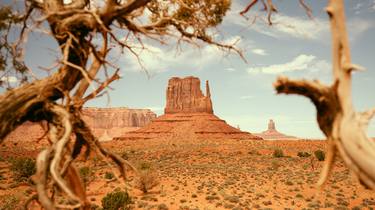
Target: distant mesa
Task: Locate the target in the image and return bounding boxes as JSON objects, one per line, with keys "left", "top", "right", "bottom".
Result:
{"left": 255, "top": 119, "right": 298, "bottom": 140}
{"left": 82, "top": 107, "right": 156, "bottom": 141}
{"left": 4, "top": 107, "right": 157, "bottom": 145}
{"left": 116, "top": 76, "right": 262, "bottom": 140}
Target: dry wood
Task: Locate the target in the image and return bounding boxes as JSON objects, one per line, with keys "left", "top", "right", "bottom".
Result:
{"left": 274, "top": 0, "right": 375, "bottom": 189}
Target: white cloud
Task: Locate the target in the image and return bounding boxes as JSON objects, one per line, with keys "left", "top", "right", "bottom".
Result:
{"left": 347, "top": 18, "right": 374, "bottom": 40}
{"left": 117, "top": 36, "right": 242, "bottom": 75}
{"left": 248, "top": 54, "right": 319, "bottom": 74}
{"left": 257, "top": 14, "right": 328, "bottom": 40}
{"left": 0, "top": 76, "right": 18, "bottom": 83}
{"left": 251, "top": 48, "right": 267, "bottom": 56}
{"left": 225, "top": 67, "right": 236, "bottom": 72}
{"left": 225, "top": 10, "right": 329, "bottom": 40}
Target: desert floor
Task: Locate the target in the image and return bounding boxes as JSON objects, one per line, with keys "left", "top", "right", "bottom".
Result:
{"left": 1, "top": 138, "right": 374, "bottom": 209}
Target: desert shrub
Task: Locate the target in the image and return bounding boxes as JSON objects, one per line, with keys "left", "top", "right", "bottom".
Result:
{"left": 135, "top": 169, "right": 160, "bottom": 193}
{"left": 10, "top": 157, "right": 36, "bottom": 182}
{"left": 273, "top": 149, "right": 284, "bottom": 158}
{"left": 105, "top": 171, "right": 114, "bottom": 180}
{"left": 101, "top": 190, "right": 132, "bottom": 210}
{"left": 248, "top": 150, "right": 260, "bottom": 155}
{"left": 139, "top": 162, "right": 152, "bottom": 170}
{"left": 314, "top": 150, "right": 325, "bottom": 161}
{"left": 79, "top": 166, "right": 93, "bottom": 184}
{"left": 0, "top": 195, "right": 20, "bottom": 210}
{"left": 297, "top": 152, "right": 311, "bottom": 158}
{"left": 120, "top": 152, "right": 129, "bottom": 160}
{"left": 271, "top": 160, "right": 280, "bottom": 170}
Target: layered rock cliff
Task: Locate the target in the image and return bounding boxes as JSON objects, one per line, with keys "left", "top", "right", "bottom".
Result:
{"left": 82, "top": 107, "right": 156, "bottom": 128}
{"left": 82, "top": 107, "right": 156, "bottom": 141}
{"left": 165, "top": 76, "right": 213, "bottom": 114}
{"left": 5, "top": 107, "right": 157, "bottom": 144}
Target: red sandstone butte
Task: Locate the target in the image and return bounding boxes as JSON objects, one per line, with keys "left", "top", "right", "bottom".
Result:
{"left": 165, "top": 76, "right": 213, "bottom": 114}
{"left": 255, "top": 119, "right": 298, "bottom": 140}
{"left": 117, "top": 76, "right": 262, "bottom": 140}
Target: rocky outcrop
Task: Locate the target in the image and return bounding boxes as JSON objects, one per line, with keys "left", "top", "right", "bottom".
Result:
{"left": 255, "top": 119, "right": 298, "bottom": 140}
{"left": 81, "top": 107, "right": 156, "bottom": 141}
{"left": 117, "top": 76, "right": 261, "bottom": 140}
{"left": 82, "top": 107, "right": 156, "bottom": 128}
{"left": 165, "top": 76, "right": 213, "bottom": 114}
{"left": 5, "top": 107, "right": 157, "bottom": 144}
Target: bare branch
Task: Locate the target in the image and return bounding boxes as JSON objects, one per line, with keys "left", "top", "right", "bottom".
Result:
{"left": 239, "top": 0, "right": 258, "bottom": 16}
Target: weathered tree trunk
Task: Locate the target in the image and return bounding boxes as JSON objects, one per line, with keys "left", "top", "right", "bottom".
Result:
{"left": 274, "top": 0, "right": 375, "bottom": 189}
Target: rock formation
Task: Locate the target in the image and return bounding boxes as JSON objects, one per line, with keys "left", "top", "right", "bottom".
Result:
{"left": 82, "top": 107, "right": 156, "bottom": 141}
{"left": 165, "top": 76, "right": 213, "bottom": 114}
{"left": 4, "top": 107, "right": 157, "bottom": 144}
{"left": 255, "top": 119, "right": 298, "bottom": 140}
{"left": 117, "top": 76, "right": 262, "bottom": 140}
{"left": 82, "top": 107, "right": 156, "bottom": 128}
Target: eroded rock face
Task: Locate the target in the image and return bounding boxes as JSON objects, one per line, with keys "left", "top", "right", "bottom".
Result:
{"left": 165, "top": 76, "right": 213, "bottom": 114}
{"left": 82, "top": 107, "right": 156, "bottom": 128}
{"left": 5, "top": 107, "right": 157, "bottom": 144}
{"left": 268, "top": 119, "right": 276, "bottom": 130}
{"left": 255, "top": 119, "right": 297, "bottom": 140}
{"left": 118, "top": 76, "right": 262, "bottom": 141}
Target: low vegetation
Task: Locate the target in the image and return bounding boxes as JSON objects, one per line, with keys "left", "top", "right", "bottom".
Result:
{"left": 273, "top": 148, "right": 284, "bottom": 158}
{"left": 10, "top": 157, "right": 36, "bottom": 182}
{"left": 297, "top": 152, "right": 311, "bottom": 158}
{"left": 314, "top": 150, "right": 326, "bottom": 161}
{"left": 102, "top": 189, "right": 132, "bottom": 210}
{"left": 79, "top": 166, "right": 93, "bottom": 185}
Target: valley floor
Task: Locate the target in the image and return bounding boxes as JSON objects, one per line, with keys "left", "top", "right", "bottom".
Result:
{"left": 1, "top": 138, "right": 374, "bottom": 209}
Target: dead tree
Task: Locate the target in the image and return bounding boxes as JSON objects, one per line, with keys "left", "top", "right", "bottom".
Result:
{"left": 242, "top": 0, "right": 375, "bottom": 189}
{"left": 0, "top": 0, "right": 237, "bottom": 208}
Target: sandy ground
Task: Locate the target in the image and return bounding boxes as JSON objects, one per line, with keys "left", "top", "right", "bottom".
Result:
{"left": 1, "top": 138, "right": 374, "bottom": 209}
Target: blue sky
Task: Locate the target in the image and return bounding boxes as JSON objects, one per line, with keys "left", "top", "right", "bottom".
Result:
{"left": 1, "top": 0, "right": 375, "bottom": 138}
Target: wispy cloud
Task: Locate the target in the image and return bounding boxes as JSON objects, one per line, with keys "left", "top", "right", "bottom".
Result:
{"left": 117, "top": 35, "right": 243, "bottom": 75}
{"left": 225, "top": 4, "right": 373, "bottom": 42}
{"left": 247, "top": 54, "right": 329, "bottom": 74}
{"left": 225, "top": 67, "right": 236, "bottom": 72}
{"left": 225, "top": 10, "right": 329, "bottom": 40}
{"left": 0, "top": 76, "right": 18, "bottom": 83}
{"left": 251, "top": 48, "right": 267, "bottom": 56}
{"left": 253, "top": 14, "right": 328, "bottom": 40}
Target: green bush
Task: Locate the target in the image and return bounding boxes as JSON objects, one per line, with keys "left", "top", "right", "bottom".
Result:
{"left": 139, "top": 162, "right": 151, "bottom": 170}
{"left": 273, "top": 149, "right": 284, "bottom": 158}
{"left": 314, "top": 150, "right": 325, "bottom": 161}
{"left": 102, "top": 190, "right": 132, "bottom": 210}
{"left": 104, "top": 171, "right": 114, "bottom": 180}
{"left": 297, "top": 152, "right": 311, "bottom": 158}
{"left": 79, "top": 166, "right": 93, "bottom": 184}
{"left": 0, "top": 195, "right": 19, "bottom": 209}
{"left": 10, "top": 157, "right": 36, "bottom": 182}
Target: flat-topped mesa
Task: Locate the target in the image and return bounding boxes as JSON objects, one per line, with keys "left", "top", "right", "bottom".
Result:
{"left": 82, "top": 107, "right": 156, "bottom": 128}
{"left": 165, "top": 76, "right": 213, "bottom": 114}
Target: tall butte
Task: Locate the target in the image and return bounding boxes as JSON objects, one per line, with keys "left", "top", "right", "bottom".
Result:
{"left": 255, "top": 119, "right": 298, "bottom": 140}
{"left": 165, "top": 76, "right": 213, "bottom": 114}
{"left": 116, "top": 76, "right": 262, "bottom": 140}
